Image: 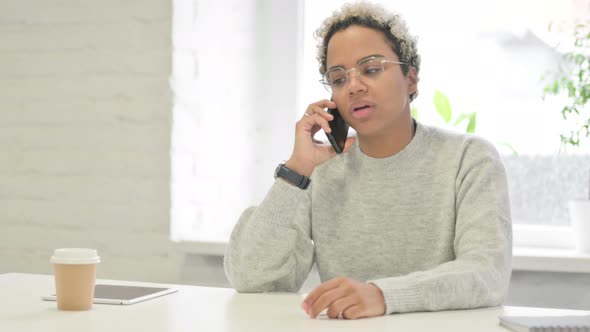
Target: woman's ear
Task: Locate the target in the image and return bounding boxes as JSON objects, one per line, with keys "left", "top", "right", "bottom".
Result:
{"left": 406, "top": 67, "right": 418, "bottom": 96}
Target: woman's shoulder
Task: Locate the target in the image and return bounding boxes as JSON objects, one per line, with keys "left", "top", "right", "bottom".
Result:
{"left": 423, "top": 124, "right": 499, "bottom": 158}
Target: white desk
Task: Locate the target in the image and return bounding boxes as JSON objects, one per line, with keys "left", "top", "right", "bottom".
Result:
{"left": 1, "top": 273, "right": 588, "bottom": 332}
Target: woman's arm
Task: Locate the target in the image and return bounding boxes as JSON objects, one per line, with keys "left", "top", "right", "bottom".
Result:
{"left": 224, "top": 179, "right": 315, "bottom": 293}
{"left": 369, "top": 140, "right": 512, "bottom": 313}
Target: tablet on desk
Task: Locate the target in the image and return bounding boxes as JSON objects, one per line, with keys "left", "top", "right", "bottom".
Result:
{"left": 42, "top": 284, "right": 179, "bottom": 305}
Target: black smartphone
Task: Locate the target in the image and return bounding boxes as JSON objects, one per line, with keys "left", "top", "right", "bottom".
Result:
{"left": 325, "top": 103, "right": 349, "bottom": 154}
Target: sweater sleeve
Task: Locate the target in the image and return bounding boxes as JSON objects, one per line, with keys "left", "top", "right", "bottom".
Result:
{"left": 224, "top": 179, "right": 315, "bottom": 293}
{"left": 368, "top": 139, "right": 512, "bottom": 314}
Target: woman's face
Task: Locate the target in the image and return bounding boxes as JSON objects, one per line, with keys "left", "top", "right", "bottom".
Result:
{"left": 325, "top": 25, "right": 417, "bottom": 138}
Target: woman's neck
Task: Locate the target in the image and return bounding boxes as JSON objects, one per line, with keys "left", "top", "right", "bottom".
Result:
{"left": 357, "top": 116, "right": 415, "bottom": 158}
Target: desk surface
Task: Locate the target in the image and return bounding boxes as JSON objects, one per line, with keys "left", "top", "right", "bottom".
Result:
{"left": 1, "top": 273, "right": 588, "bottom": 332}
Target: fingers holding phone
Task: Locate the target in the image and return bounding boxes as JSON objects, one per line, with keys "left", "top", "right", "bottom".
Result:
{"left": 301, "top": 101, "right": 335, "bottom": 132}
{"left": 286, "top": 99, "right": 344, "bottom": 176}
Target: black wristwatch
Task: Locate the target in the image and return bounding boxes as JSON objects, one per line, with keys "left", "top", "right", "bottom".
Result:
{"left": 274, "top": 163, "right": 311, "bottom": 190}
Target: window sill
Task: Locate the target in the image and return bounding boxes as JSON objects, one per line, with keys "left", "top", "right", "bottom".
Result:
{"left": 176, "top": 240, "right": 227, "bottom": 256}
{"left": 176, "top": 241, "right": 590, "bottom": 274}
{"left": 512, "top": 247, "right": 590, "bottom": 273}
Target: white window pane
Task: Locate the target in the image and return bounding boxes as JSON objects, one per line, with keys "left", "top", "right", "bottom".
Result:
{"left": 302, "top": 0, "right": 590, "bottom": 228}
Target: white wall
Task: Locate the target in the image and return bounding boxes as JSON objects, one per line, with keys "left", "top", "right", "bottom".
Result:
{"left": 170, "top": 0, "right": 303, "bottom": 243}
{"left": 0, "top": 0, "right": 182, "bottom": 283}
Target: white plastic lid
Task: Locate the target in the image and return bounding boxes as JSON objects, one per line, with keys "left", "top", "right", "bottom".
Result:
{"left": 50, "top": 248, "right": 101, "bottom": 265}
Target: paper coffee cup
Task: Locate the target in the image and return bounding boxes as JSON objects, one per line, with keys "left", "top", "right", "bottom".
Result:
{"left": 51, "top": 248, "right": 100, "bottom": 311}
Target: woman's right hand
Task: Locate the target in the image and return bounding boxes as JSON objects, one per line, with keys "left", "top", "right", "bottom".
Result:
{"left": 285, "top": 99, "right": 356, "bottom": 177}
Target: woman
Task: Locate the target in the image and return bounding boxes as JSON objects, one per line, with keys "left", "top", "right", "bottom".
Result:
{"left": 224, "top": 1, "right": 512, "bottom": 320}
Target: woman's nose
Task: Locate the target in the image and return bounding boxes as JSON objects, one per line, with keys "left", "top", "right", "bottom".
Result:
{"left": 346, "top": 70, "right": 367, "bottom": 94}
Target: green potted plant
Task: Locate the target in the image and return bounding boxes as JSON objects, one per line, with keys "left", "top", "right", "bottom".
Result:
{"left": 544, "top": 21, "right": 590, "bottom": 253}
{"left": 412, "top": 90, "right": 477, "bottom": 133}
{"left": 412, "top": 90, "right": 517, "bottom": 154}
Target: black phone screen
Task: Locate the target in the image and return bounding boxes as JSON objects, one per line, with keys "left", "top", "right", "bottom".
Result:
{"left": 326, "top": 106, "right": 349, "bottom": 154}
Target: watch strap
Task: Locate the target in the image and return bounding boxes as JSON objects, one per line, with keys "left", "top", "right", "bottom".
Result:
{"left": 275, "top": 163, "right": 311, "bottom": 190}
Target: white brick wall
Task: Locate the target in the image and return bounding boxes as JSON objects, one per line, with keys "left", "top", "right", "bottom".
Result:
{"left": 0, "top": 0, "right": 183, "bottom": 283}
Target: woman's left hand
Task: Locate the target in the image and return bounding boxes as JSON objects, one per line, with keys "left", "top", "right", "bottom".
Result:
{"left": 301, "top": 277, "right": 386, "bottom": 319}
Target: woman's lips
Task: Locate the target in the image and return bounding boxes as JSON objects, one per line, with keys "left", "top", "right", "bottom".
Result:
{"left": 351, "top": 105, "right": 374, "bottom": 119}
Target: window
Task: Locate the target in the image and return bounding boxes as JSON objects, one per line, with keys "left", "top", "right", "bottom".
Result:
{"left": 170, "top": 0, "right": 303, "bottom": 242}
{"left": 172, "top": 0, "right": 590, "bottom": 248}
{"left": 301, "top": 0, "right": 590, "bottom": 248}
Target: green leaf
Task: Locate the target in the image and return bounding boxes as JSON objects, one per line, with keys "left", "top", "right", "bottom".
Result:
{"left": 453, "top": 113, "right": 470, "bottom": 126}
{"left": 543, "top": 84, "right": 554, "bottom": 95}
{"left": 573, "top": 106, "right": 580, "bottom": 115}
{"left": 582, "top": 84, "right": 590, "bottom": 100}
{"left": 433, "top": 90, "right": 452, "bottom": 123}
{"left": 466, "top": 112, "right": 477, "bottom": 133}
{"left": 496, "top": 142, "right": 519, "bottom": 156}
{"left": 560, "top": 134, "right": 568, "bottom": 145}
{"left": 552, "top": 80, "right": 560, "bottom": 94}
{"left": 568, "top": 81, "right": 576, "bottom": 97}
{"left": 562, "top": 106, "right": 573, "bottom": 119}
{"left": 411, "top": 106, "right": 419, "bottom": 119}
{"left": 452, "top": 112, "right": 477, "bottom": 133}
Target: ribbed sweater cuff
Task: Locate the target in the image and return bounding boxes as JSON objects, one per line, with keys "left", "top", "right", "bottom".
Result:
{"left": 259, "top": 179, "right": 309, "bottom": 227}
{"left": 369, "top": 278, "right": 424, "bottom": 314}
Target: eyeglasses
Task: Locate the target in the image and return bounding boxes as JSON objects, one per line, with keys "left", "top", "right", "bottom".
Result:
{"left": 320, "top": 56, "right": 406, "bottom": 93}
